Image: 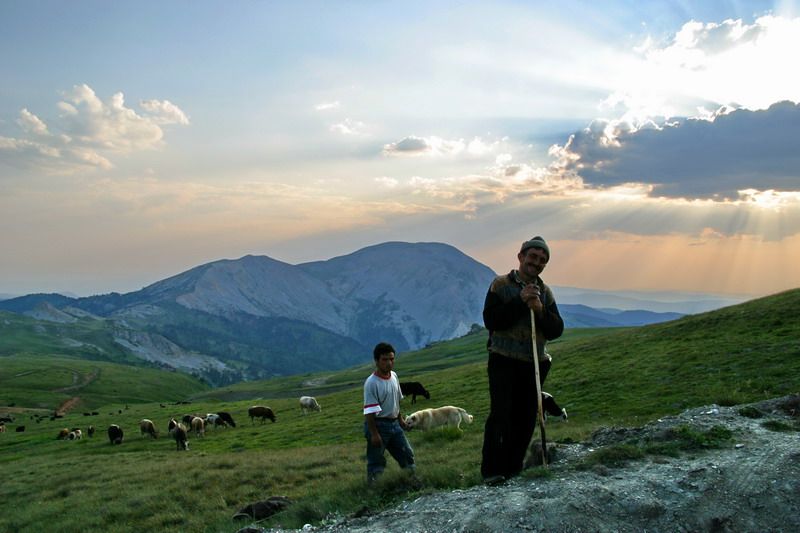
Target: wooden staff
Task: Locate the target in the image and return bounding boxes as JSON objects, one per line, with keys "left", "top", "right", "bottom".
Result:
{"left": 530, "top": 308, "right": 548, "bottom": 467}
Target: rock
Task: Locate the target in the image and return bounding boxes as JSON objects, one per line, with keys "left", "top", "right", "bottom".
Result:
{"left": 233, "top": 495, "right": 292, "bottom": 520}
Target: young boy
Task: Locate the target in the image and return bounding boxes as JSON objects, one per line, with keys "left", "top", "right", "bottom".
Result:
{"left": 363, "top": 342, "right": 416, "bottom": 484}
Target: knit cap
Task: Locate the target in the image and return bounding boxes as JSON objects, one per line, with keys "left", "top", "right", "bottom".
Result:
{"left": 520, "top": 236, "right": 550, "bottom": 260}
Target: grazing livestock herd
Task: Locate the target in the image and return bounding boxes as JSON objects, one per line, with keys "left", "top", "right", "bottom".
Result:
{"left": 2, "top": 382, "right": 485, "bottom": 458}
{"left": 0, "top": 395, "right": 328, "bottom": 453}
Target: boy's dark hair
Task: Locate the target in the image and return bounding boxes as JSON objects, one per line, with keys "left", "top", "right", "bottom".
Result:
{"left": 373, "top": 342, "right": 396, "bottom": 360}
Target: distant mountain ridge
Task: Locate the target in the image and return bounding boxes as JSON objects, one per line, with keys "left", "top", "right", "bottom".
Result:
{"left": 0, "top": 242, "right": 686, "bottom": 383}
{"left": 0, "top": 243, "right": 494, "bottom": 382}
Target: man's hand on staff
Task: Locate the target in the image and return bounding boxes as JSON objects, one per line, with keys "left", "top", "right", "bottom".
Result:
{"left": 521, "top": 284, "right": 543, "bottom": 315}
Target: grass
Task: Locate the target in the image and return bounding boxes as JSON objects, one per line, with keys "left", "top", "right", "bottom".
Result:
{"left": 578, "top": 425, "right": 734, "bottom": 469}
{"left": 0, "top": 288, "right": 799, "bottom": 531}
{"left": 0, "top": 354, "right": 208, "bottom": 410}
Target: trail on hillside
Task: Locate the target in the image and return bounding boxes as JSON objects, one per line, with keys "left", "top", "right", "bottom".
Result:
{"left": 55, "top": 397, "right": 82, "bottom": 416}
{"left": 53, "top": 368, "right": 99, "bottom": 394}
{"left": 52, "top": 368, "right": 100, "bottom": 414}
{"left": 266, "top": 395, "right": 800, "bottom": 533}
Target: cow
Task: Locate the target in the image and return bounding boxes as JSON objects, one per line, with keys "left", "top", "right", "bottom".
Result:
{"left": 204, "top": 413, "right": 222, "bottom": 429}
{"left": 300, "top": 396, "right": 321, "bottom": 414}
{"left": 68, "top": 429, "right": 83, "bottom": 440}
{"left": 0, "top": 424, "right": 5, "bottom": 433}
{"left": 57, "top": 428, "right": 70, "bottom": 440}
{"left": 171, "top": 423, "right": 189, "bottom": 451}
{"left": 108, "top": 424, "right": 124, "bottom": 445}
{"left": 181, "top": 414, "right": 196, "bottom": 427}
{"left": 217, "top": 411, "right": 236, "bottom": 428}
{"left": 248, "top": 406, "right": 276, "bottom": 424}
{"left": 87, "top": 425, "right": 95, "bottom": 438}
{"left": 139, "top": 419, "right": 158, "bottom": 439}
{"left": 15, "top": 425, "right": 25, "bottom": 432}
{"left": 190, "top": 416, "right": 205, "bottom": 437}
{"left": 168, "top": 418, "right": 178, "bottom": 432}
{"left": 400, "top": 382, "right": 431, "bottom": 404}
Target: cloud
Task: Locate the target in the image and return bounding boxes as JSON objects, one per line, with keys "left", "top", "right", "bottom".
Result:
{"left": 374, "top": 176, "right": 399, "bottom": 188}
{"left": 382, "top": 135, "right": 502, "bottom": 158}
{"left": 329, "top": 117, "right": 367, "bottom": 136}
{"left": 17, "top": 108, "right": 50, "bottom": 136}
{"left": 0, "top": 84, "right": 188, "bottom": 175}
{"left": 606, "top": 15, "right": 800, "bottom": 121}
{"left": 315, "top": 101, "right": 341, "bottom": 111}
{"left": 140, "top": 99, "right": 190, "bottom": 125}
{"left": 549, "top": 101, "right": 800, "bottom": 200}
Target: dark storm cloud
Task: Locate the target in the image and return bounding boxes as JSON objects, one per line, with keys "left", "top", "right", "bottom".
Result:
{"left": 560, "top": 101, "right": 800, "bottom": 199}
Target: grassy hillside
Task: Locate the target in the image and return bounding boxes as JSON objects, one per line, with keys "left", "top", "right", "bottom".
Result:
{"left": 0, "top": 354, "right": 209, "bottom": 411}
{"left": 0, "top": 310, "right": 140, "bottom": 364}
{"left": 0, "top": 289, "right": 798, "bottom": 532}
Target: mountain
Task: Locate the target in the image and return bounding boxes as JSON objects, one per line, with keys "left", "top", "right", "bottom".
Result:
{"left": 0, "top": 242, "right": 495, "bottom": 383}
{"left": 558, "top": 304, "right": 682, "bottom": 327}
{"left": 553, "top": 286, "right": 747, "bottom": 314}
{"left": 298, "top": 242, "right": 492, "bottom": 348}
{"left": 0, "top": 241, "right": 693, "bottom": 384}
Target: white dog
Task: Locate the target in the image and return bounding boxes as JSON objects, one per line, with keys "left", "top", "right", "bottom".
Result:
{"left": 405, "top": 405, "right": 474, "bottom": 431}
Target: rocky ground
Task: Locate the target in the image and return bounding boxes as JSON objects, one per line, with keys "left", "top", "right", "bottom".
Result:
{"left": 256, "top": 395, "right": 799, "bottom": 533}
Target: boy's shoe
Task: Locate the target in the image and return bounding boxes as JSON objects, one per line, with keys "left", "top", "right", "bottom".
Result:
{"left": 483, "top": 474, "right": 506, "bottom": 486}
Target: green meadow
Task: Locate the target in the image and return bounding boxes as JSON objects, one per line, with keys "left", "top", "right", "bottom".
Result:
{"left": 0, "top": 289, "right": 798, "bottom": 532}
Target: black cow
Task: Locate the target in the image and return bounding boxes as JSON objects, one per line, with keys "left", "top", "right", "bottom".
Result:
{"left": 400, "top": 382, "right": 431, "bottom": 404}
{"left": 217, "top": 411, "right": 236, "bottom": 427}
{"left": 108, "top": 424, "right": 124, "bottom": 444}
{"left": 248, "top": 406, "right": 276, "bottom": 424}
{"left": 15, "top": 425, "right": 25, "bottom": 432}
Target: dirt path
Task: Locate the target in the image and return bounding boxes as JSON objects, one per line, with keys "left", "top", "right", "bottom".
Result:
{"left": 51, "top": 368, "right": 100, "bottom": 415}
{"left": 55, "top": 396, "right": 82, "bottom": 416}
{"left": 54, "top": 368, "right": 99, "bottom": 394}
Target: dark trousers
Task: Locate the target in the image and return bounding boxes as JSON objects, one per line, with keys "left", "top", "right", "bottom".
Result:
{"left": 364, "top": 418, "right": 415, "bottom": 480}
{"left": 481, "top": 352, "right": 551, "bottom": 479}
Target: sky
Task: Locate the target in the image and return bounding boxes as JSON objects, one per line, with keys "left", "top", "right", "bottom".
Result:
{"left": 2, "top": 1, "right": 800, "bottom": 298}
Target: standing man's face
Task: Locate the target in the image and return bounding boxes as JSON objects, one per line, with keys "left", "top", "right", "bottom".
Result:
{"left": 517, "top": 247, "right": 548, "bottom": 281}
{"left": 376, "top": 352, "right": 395, "bottom": 376}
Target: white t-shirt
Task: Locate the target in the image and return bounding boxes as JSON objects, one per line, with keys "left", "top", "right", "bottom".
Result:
{"left": 363, "top": 370, "right": 403, "bottom": 418}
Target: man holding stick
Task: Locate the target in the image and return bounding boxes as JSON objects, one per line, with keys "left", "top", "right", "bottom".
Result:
{"left": 480, "top": 236, "right": 564, "bottom": 485}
